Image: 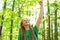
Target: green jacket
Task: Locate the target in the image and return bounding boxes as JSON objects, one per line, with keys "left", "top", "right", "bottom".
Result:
{"left": 18, "top": 25, "right": 39, "bottom": 40}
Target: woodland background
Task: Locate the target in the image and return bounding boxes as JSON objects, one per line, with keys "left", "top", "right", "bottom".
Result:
{"left": 0, "top": 0, "right": 60, "bottom": 40}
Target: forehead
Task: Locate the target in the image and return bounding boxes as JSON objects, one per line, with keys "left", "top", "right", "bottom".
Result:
{"left": 23, "top": 18, "right": 29, "bottom": 21}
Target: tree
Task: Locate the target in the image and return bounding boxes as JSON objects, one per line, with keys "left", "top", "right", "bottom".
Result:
{"left": 54, "top": 2, "right": 58, "bottom": 40}
{"left": 47, "top": 0, "right": 50, "bottom": 40}
{"left": 10, "top": 0, "right": 15, "bottom": 40}
{"left": 40, "top": 0, "right": 45, "bottom": 40}
{"left": 0, "top": 0, "right": 7, "bottom": 40}
{"left": 51, "top": 23, "right": 53, "bottom": 40}
{"left": 50, "top": 0, "right": 59, "bottom": 40}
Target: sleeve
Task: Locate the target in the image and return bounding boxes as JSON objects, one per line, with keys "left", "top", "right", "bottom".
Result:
{"left": 33, "top": 25, "right": 39, "bottom": 37}
{"left": 18, "top": 31, "right": 21, "bottom": 40}
{"left": 25, "top": 30, "right": 31, "bottom": 40}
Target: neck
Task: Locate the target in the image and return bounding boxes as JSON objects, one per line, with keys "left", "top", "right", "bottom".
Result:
{"left": 24, "top": 26, "right": 29, "bottom": 30}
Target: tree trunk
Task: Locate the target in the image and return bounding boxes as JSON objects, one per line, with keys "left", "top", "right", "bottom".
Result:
{"left": 42, "top": 16, "right": 45, "bottom": 40}
{"left": 51, "top": 23, "right": 53, "bottom": 40}
{"left": 0, "top": 0, "right": 7, "bottom": 40}
{"left": 54, "top": 8, "right": 58, "bottom": 40}
{"left": 10, "top": 0, "right": 15, "bottom": 40}
{"left": 18, "top": 4, "right": 23, "bottom": 17}
{"left": 40, "top": 0, "right": 45, "bottom": 40}
{"left": 47, "top": 0, "right": 50, "bottom": 40}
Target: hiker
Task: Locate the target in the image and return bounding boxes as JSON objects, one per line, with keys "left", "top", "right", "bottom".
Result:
{"left": 18, "top": 1, "right": 43, "bottom": 40}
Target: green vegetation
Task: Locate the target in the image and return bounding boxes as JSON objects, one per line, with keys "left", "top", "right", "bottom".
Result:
{"left": 0, "top": 0, "right": 60, "bottom": 40}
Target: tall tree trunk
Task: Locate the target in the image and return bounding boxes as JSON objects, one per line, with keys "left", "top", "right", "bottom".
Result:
{"left": 42, "top": 15, "right": 45, "bottom": 40}
{"left": 47, "top": 0, "right": 50, "bottom": 40}
{"left": 54, "top": 8, "right": 58, "bottom": 40}
{"left": 51, "top": 23, "right": 53, "bottom": 40}
{"left": 0, "top": 0, "right": 7, "bottom": 40}
{"left": 18, "top": 4, "right": 23, "bottom": 17}
{"left": 10, "top": 0, "right": 15, "bottom": 40}
{"left": 41, "top": 0, "right": 45, "bottom": 40}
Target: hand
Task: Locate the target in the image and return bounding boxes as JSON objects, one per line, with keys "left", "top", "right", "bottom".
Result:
{"left": 39, "top": 1, "right": 43, "bottom": 5}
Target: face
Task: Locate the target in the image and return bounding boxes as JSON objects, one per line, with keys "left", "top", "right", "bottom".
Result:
{"left": 22, "top": 19, "right": 30, "bottom": 27}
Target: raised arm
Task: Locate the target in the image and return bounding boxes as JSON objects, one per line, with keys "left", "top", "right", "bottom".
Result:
{"left": 36, "top": 1, "right": 44, "bottom": 29}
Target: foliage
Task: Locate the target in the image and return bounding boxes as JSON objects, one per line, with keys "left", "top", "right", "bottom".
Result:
{"left": 0, "top": 0, "right": 60, "bottom": 40}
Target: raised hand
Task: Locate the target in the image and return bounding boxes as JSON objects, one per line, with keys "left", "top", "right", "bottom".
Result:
{"left": 39, "top": 1, "right": 43, "bottom": 5}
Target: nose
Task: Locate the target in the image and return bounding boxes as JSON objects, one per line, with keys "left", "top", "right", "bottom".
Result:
{"left": 26, "top": 21, "right": 28, "bottom": 23}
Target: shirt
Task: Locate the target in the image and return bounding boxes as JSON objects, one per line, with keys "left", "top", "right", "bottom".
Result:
{"left": 18, "top": 25, "right": 39, "bottom": 40}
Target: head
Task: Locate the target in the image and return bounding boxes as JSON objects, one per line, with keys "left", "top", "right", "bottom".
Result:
{"left": 20, "top": 18, "right": 36, "bottom": 40}
{"left": 21, "top": 18, "right": 30, "bottom": 28}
